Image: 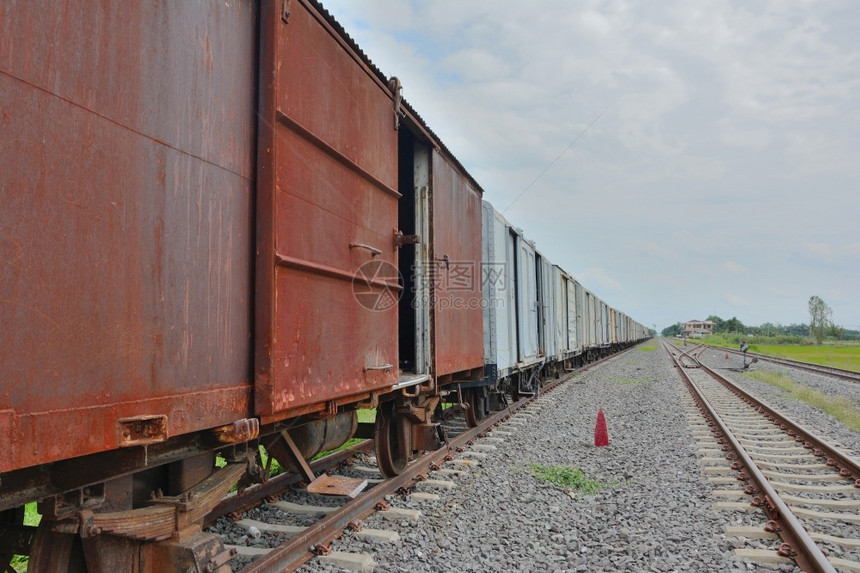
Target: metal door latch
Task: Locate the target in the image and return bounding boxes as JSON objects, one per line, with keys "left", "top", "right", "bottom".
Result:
{"left": 393, "top": 229, "right": 420, "bottom": 248}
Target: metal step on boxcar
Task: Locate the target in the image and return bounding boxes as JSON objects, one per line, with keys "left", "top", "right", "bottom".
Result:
{"left": 392, "top": 373, "right": 432, "bottom": 391}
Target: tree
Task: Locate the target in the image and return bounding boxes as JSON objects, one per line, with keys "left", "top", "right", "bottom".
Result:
{"left": 723, "top": 316, "right": 745, "bottom": 333}
{"left": 706, "top": 315, "right": 725, "bottom": 332}
{"left": 662, "top": 323, "right": 682, "bottom": 337}
{"left": 808, "top": 295, "right": 833, "bottom": 344}
{"left": 827, "top": 323, "right": 844, "bottom": 340}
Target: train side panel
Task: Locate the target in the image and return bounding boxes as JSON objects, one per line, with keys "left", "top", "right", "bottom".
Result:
{"left": 566, "top": 275, "right": 579, "bottom": 355}
{"left": 551, "top": 266, "right": 568, "bottom": 357}
{"left": 600, "top": 301, "right": 610, "bottom": 346}
{"left": 515, "top": 233, "right": 539, "bottom": 364}
{"left": 482, "top": 202, "right": 517, "bottom": 381}
{"left": 255, "top": 0, "right": 400, "bottom": 418}
{"left": 0, "top": 0, "right": 257, "bottom": 472}
{"left": 430, "top": 150, "right": 484, "bottom": 381}
{"left": 536, "top": 253, "right": 557, "bottom": 362}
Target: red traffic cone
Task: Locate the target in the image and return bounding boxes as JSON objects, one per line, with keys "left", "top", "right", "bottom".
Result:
{"left": 594, "top": 408, "right": 609, "bottom": 447}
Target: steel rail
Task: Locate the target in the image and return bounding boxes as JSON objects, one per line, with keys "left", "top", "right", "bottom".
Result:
{"left": 239, "top": 394, "right": 540, "bottom": 572}
{"left": 239, "top": 346, "right": 635, "bottom": 572}
{"left": 695, "top": 354, "right": 860, "bottom": 483}
{"left": 205, "top": 440, "right": 375, "bottom": 526}
{"left": 663, "top": 341, "right": 836, "bottom": 572}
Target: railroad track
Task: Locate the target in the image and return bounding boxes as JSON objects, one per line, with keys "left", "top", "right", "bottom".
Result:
{"left": 215, "top": 401, "right": 542, "bottom": 572}
{"left": 707, "top": 345, "right": 860, "bottom": 383}
{"left": 199, "top": 377, "right": 565, "bottom": 571}
{"left": 664, "top": 341, "right": 860, "bottom": 572}
{"left": 200, "top": 350, "right": 629, "bottom": 572}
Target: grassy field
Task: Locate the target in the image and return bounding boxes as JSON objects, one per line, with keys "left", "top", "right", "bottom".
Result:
{"left": 700, "top": 334, "right": 860, "bottom": 372}
{"left": 742, "top": 370, "right": 860, "bottom": 432}
{"left": 749, "top": 345, "right": 860, "bottom": 372}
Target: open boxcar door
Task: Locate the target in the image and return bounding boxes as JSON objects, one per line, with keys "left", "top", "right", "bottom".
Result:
{"left": 256, "top": 0, "right": 401, "bottom": 420}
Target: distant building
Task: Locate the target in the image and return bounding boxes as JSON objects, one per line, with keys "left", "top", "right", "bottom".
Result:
{"left": 683, "top": 319, "right": 714, "bottom": 338}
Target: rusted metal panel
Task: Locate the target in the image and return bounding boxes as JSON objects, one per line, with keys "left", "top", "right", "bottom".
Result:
{"left": 256, "top": 0, "right": 400, "bottom": 418}
{"left": 0, "top": 1, "right": 257, "bottom": 472}
{"left": 430, "top": 150, "right": 484, "bottom": 380}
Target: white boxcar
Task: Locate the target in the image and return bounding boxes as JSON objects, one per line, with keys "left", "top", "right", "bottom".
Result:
{"left": 482, "top": 200, "right": 547, "bottom": 395}
{"left": 551, "top": 265, "right": 580, "bottom": 359}
{"left": 600, "top": 300, "right": 610, "bottom": 347}
{"left": 514, "top": 230, "right": 540, "bottom": 365}
{"left": 537, "top": 251, "right": 558, "bottom": 362}
{"left": 482, "top": 201, "right": 517, "bottom": 382}
{"left": 574, "top": 281, "right": 590, "bottom": 351}
{"left": 564, "top": 272, "right": 578, "bottom": 356}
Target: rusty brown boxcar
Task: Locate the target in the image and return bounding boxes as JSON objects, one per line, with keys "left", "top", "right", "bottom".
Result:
{"left": 1, "top": 0, "right": 261, "bottom": 569}
{"left": 1, "top": 0, "right": 488, "bottom": 569}
{"left": 255, "top": 0, "right": 401, "bottom": 422}
{"left": 0, "top": 0, "right": 258, "bottom": 474}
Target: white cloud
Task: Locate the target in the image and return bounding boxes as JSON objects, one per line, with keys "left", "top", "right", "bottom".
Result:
{"left": 725, "top": 293, "right": 751, "bottom": 306}
{"left": 800, "top": 242, "right": 833, "bottom": 258}
{"left": 721, "top": 261, "right": 746, "bottom": 274}
{"left": 322, "top": 0, "right": 860, "bottom": 330}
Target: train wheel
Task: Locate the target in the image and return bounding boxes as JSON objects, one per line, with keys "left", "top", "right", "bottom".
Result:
{"left": 375, "top": 401, "right": 411, "bottom": 477}
{"left": 28, "top": 522, "right": 88, "bottom": 573}
{"left": 464, "top": 388, "right": 487, "bottom": 428}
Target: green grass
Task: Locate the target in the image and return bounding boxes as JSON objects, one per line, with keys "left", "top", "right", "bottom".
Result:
{"left": 7, "top": 503, "right": 40, "bottom": 572}
{"left": 750, "top": 345, "right": 860, "bottom": 372}
{"left": 703, "top": 333, "right": 809, "bottom": 346}
{"left": 638, "top": 339, "right": 657, "bottom": 352}
{"left": 527, "top": 464, "right": 612, "bottom": 497}
{"left": 742, "top": 370, "right": 860, "bottom": 432}
{"left": 357, "top": 408, "right": 376, "bottom": 423}
{"left": 11, "top": 555, "right": 27, "bottom": 572}
{"left": 702, "top": 335, "right": 860, "bottom": 372}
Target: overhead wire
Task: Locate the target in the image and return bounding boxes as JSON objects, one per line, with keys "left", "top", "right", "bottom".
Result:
{"left": 500, "top": 104, "right": 610, "bottom": 215}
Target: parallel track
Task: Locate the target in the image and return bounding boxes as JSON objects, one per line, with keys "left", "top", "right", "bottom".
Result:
{"left": 664, "top": 341, "right": 860, "bottom": 572}
{"left": 709, "top": 345, "right": 860, "bottom": 383}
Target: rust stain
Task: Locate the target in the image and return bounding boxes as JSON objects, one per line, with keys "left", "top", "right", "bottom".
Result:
{"left": 0, "top": 231, "right": 25, "bottom": 271}
{"left": 1, "top": 0, "right": 256, "bottom": 469}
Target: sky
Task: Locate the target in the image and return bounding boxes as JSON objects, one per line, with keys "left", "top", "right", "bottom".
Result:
{"left": 322, "top": 0, "right": 860, "bottom": 333}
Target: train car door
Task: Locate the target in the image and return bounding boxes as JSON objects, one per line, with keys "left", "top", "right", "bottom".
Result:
{"left": 515, "top": 234, "right": 539, "bottom": 363}
{"left": 256, "top": 1, "right": 400, "bottom": 419}
{"left": 566, "top": 277, "right": 578, "bottom": 353}
{"left": 430, "top": 150, "right": 484, "bottom": 383}
{"left": 397, "top": 133, "right": 432, "bottom": 382}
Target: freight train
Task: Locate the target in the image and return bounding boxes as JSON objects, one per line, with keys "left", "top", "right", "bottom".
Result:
{"left": 0, "top": 1, "right": 648, "bottom": 570}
